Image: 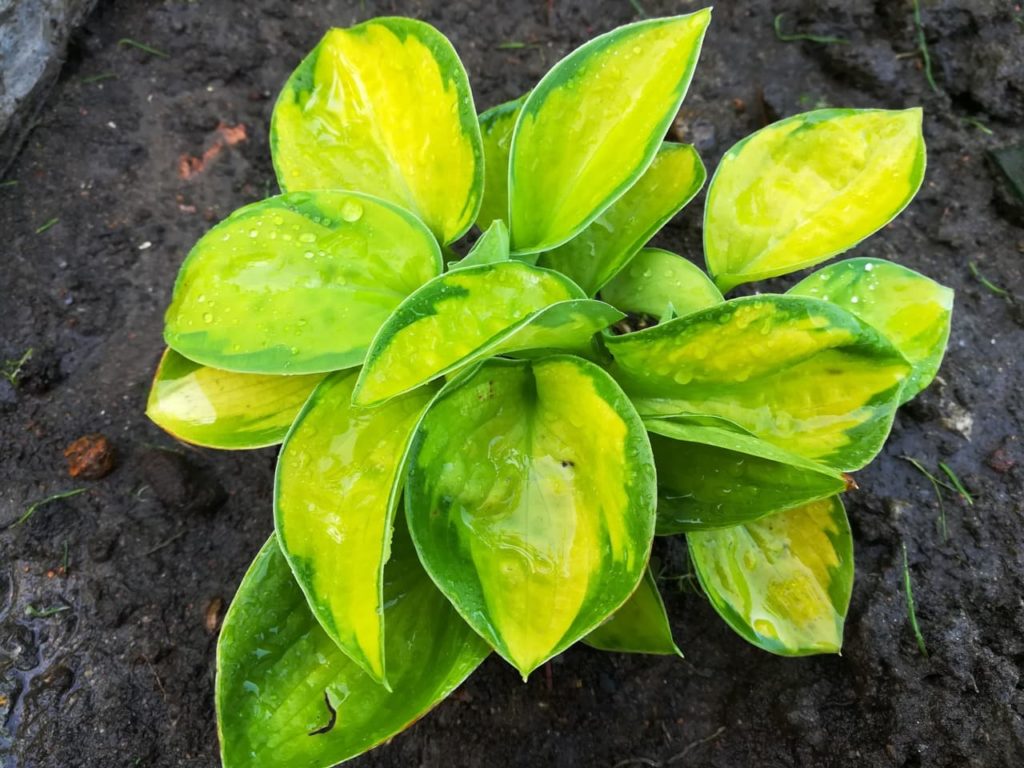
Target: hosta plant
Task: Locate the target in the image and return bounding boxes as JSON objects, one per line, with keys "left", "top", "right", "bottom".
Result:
{"left": 146, "top": 10, "right": 953, "bottom": 767}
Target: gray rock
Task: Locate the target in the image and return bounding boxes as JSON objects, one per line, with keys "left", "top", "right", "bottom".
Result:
{"left": 0, "top": 0, "right": 97, "bottom": 172}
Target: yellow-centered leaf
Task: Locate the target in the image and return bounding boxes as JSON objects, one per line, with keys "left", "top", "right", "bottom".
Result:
{"left": 405, "top": 356, "right": 657, "bottom": 677}
{"left": 353, "top": 261, "right": 621, "bottom": 405}
{"left": 476, "top": 95, "right": 526, "bottom": 229}
{"left": 606, "top": 295, "right": 911, "bottom": 471}
{"left": 509, "top": 11, "right": 711, "bottom": 253}
{"left": 688, "top": 496, "right": 854, "bottom": 656}
{"left": 146, "top": 348, "right": 324, "bottom": 449}
{"left": 789, "top": 257, "right": 952, "bottom": 403}
{"left": 539, "top": 143, "right": 706, "bottom": 295}
{"left": 217, "top": 531, "right": 489, "bottom": 767}
{"left": 275, "top": 371, "right": 437, "bottom": 685}
{"left": 704, "top": 108, "right": 926, "bottom": 292}
{"left": 164, "top": 192, "right": 441, "bottom": 375}
{"left": 271, "top": 18, "right": 483, "bottom": 244}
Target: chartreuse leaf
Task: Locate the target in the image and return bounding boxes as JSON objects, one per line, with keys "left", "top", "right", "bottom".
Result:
{"left": 584, "top": 567, "right": 680, "bottom": 656}
{"left": 490, "top": 300, "right": 623, "bottom": 362}
{"left": 645, "top": 415, "right": 846, "bottom": 534}
{"left": 217, "top": 529, "right": 489, "bottom": 768}
{"left": 353, "top": 261, "right": 621, "bottom": 405}
{"left": 688, "top": 496, "right": 854, "bottom": 656}
{"left": 789, "top": 258, "right": 952, "bottom": 403}
{"left": 538, "top": 143, "right": 706, "bottom": 295}
{"left": 705, "top": 108, "right": 926, "bottom": 292}
{"left": 270, "top": 18, "right": 483, "bottom": 244}
{"left": 477, "top": 96, "right": 526, "bottom": 228}
{"left": 605, "top": 295, "right": 911, "bottom": 471}
{"left": 405, "top": 356, "right": 656, "bottom": 677}
{"left": 164, "top": 192, "right": 441, "bottom": 375}
{"left": 600, "top": 248, "right": 723, "bottom": 321}
{"left": 275, "top": 370, "right": 438, "bottom": 686}
{"left": 146, "top": 349, "right": 324, "bottom": 449}
{"left": 508, "top": 11, "right": 711, "bottom": 254}
{"left": 450, "top": 219, "right": 510, "bottom": 271}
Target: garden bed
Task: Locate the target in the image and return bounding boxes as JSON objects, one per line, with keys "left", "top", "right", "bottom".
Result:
{"left": 1, "top": 0, "right": 1022, "bottom": 765}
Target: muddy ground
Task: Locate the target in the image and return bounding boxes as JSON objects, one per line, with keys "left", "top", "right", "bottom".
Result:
{"left": 2, "top": 0, "right": 1023, "bottom": 766}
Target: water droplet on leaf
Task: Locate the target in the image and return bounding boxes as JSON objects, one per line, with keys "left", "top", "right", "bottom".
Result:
{"left": 341, "top": 200, "right": 364, "bottom": 222}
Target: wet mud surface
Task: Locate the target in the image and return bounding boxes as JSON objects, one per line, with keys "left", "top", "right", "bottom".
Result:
{"left": 2, "top": 1, "right": 1023, "bottom": 766}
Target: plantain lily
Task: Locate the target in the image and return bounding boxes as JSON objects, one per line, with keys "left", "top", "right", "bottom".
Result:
{"left": 147, "top": 10, "right": 952, "bottom": 767}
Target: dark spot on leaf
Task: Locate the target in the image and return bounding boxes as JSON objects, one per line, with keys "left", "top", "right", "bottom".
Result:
{"left": 477, "top": 380, "right": 496, "bottom": 402}
{"left": 561, "top": 459, "right": 575, "bottom": 468}
{"left": 309, "top": 691, "right": 337, "bottom": 736}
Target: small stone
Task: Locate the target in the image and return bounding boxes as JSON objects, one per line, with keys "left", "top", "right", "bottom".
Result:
{"left": 986, "top": 437, "right": 1019, "bottom": 474}
{"left": 204, "top": 597, "right": 224, "bottom": 633}
{"left": 64, "top": 434, "right": 115, "bottom": 479}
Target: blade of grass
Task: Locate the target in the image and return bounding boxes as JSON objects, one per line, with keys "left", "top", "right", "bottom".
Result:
{"left": 773, "top": 13, "right": 848, "bottom": 45}
{"left": 901, "top": 456, "right": 950, "bottom": 540}
{"left": 35, "top": 217, "right": 59, "bottom": 234}
{"left": 627, "top": 0, "right": 648, "bottom": 18}
{"left": 118, "top": 38, "right": 169, "bottom": 59}
{"left": 80, "top": 72, "right": 118, "bottom": 85}
{"left": 12, "top": 488, "right": 87, "bottom": 528}
{"left": 901, "top": 543, "right": 928, "bottom": 657}
{"left": 667, "top": 726, "right": 728, "bottom": 764}
{"left": 961, "top": 117, "right": 993, "bottom": 135}
{"left": 912, "top": 0, "right": 939, "bottom": 93}
{"left": 968, "top": 262, "right": 1010, "bottom": 297}
{"left": 2, "top": 348, "right": 33, "bottom": 386}
{"left": 25, "top": 603, "right": 71, "bottom": 618}
{"left": 0, "top": 179, "right": 17, "bottom": 188}
{"left": 938, "top": 462, "right": 974, "bottom": 505}
{"left": 656, "top": 560, "right": 701, "bottom": 595}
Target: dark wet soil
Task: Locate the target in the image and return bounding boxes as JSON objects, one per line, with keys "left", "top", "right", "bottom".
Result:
{"left": 2, "top": 1, "right": 1024, "bottom": 766}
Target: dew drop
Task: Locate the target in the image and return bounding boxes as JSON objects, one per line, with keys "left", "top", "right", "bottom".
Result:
{"left": 203, "top": 312, "right": 213, "bottom": 323}
{"left": 341, "top": 200, "right": 364, "bottom": 222}
{"left": 248, "top": 229, "right": 258, "bottom": 238}
{"left": 304, "top": 251, "right": 314, "bottom": 259}
{"left": 299, "top": 233, "right": 317, "bottom": 243}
